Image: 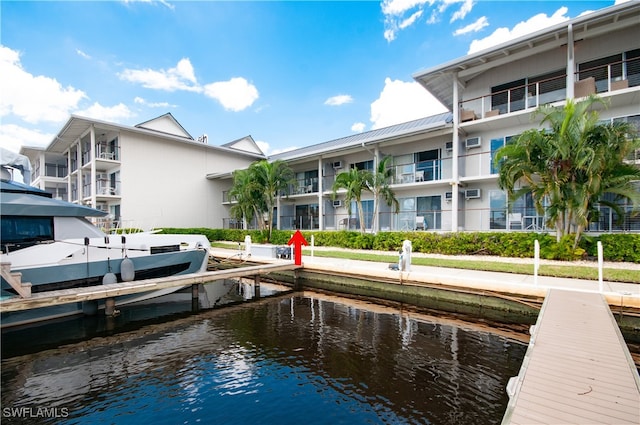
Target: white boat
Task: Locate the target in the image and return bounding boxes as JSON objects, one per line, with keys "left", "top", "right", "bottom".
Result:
{"left": 0, "top": 150, "right": 211, "bottom": 328}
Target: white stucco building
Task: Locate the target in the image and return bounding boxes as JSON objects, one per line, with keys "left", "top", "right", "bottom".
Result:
{"left": 20, "top": 1, "right": 639, "bottom": 234}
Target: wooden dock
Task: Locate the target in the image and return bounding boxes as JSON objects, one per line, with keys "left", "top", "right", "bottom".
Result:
{"left": 502, "top": 289, "right": 640, "bottom": 424}
{"left": 0, "top": 263, "right": 300, "bottom": 313}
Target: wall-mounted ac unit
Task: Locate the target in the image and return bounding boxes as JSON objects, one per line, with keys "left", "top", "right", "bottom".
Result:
{"left": 332, "top": 200, "right": 342, "bottom": 207}
{"left": 445, "top": 141, "right": 453, "bottom": 152}
{"left": 444, "top": 191, "right": 453, "bottom": 201}
{"left": 332, "top": 161, "right": 343, "bottom": 169}
{"left": 96, "top": 173, "right": 108, "bottom": 180}
{"left": 465, "top": 188, "right": 481, "bottom": 199}
{"left": 465, "top": 137, "right": 481, "bottom": 149}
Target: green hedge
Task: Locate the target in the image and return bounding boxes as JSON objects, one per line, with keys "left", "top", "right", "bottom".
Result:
{"left": 159, "top": 228, "right": 640, "bottom": 263}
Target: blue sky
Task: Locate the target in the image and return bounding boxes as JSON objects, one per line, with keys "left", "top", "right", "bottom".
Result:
{"left": 0, "top": 0, "right": 624, "bottom": 156}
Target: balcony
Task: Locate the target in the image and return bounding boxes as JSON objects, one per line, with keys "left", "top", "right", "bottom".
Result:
{"left": 390, "top": 159, "right": 450, "bottom": 185}
{"left": 459, "top": 57, "right": 639, "bottom": 122}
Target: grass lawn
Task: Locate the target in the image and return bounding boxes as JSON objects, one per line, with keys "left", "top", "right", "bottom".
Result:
{"left": 210, "top": 242, "right": 640, "bottom": 284}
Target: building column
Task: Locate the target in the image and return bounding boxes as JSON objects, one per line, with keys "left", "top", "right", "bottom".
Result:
{"left": 566, "top": 23, "right": 575, "bottom": 99}
{"left": 317, "top": 157, "right": 323, "bottom": 230}
{"left": 451, "top": 75, "right": 461, "bottom": 232}
{"left": 90, "top": 125, "right": 96, "bottom": 208}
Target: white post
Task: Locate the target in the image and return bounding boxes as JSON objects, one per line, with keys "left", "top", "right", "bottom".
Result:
{"left": 311, "top": 234, "right": 315, "bottom": 257}
{"left": 402, "top": 240, "right": 412, "bottom": 272}
{"left": 597, "top": 241, "right": 603, "bottom": 292}
{"left": 244, "top": 235, "right": 252, "bottom": 257}
{"left": 534, "top": 239, "right": 540, "bottom": 286}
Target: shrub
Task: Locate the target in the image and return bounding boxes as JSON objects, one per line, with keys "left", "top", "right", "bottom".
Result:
{"left": 161, "top": 228, "right": 639, "bottom": 263}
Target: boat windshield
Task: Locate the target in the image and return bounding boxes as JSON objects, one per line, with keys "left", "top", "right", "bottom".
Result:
{"left": 1, "top": 216, "right": 54, "bottom": 253}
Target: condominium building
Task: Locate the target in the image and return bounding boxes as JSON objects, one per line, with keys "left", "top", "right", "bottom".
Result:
{"left": 22, "top": 113, "right": 265, "bottom": 231}
{"left": 20, "top": 2, "right": 639, "bottom": 234}
{"left": 262, "top": 1, "right": 639, "bottom": 233}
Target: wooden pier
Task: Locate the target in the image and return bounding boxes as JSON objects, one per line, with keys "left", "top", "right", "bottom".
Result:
{"left": 502, "top": 289, "right": 640, "bottom": 424}
{"left": 0, "top": 263, "right": 300, "bottom": 313}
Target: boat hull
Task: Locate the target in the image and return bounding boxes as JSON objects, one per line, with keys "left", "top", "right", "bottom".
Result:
{"left": 1, "top": 249, "right": 209, "bottom": 328}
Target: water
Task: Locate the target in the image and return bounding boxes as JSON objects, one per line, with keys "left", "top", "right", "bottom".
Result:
{"left": 1, "top": 285, "right": 528, "bottom": 424}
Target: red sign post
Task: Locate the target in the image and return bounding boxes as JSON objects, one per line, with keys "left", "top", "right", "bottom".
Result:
{"left": 287, "top": 230, "right": 308, "bottom": 265}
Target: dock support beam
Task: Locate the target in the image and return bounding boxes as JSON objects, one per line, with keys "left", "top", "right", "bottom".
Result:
{"left": 105, "top": 297, "right": 117, "bottom": 316}
{"left": 254, "top": 275, "right": 261, "bottom": 299}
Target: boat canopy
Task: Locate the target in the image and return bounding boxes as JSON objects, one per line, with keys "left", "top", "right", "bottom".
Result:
{"left": 1, "top": 181, "right": 106, "bottom": 218}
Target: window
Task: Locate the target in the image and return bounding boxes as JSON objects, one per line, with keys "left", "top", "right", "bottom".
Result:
{"left": 490, "top": 135, "right": 517, "bottom": 174}
{"left": 417, "top": 196, "right": 441, "bottom": 229}
{"left": 492, "top": 79, "right": 526, "bottom": 114}
{"left": 489, "top": 191, "right": 507, "bottom": 229}
{"left": 415, "top": 150, "right": 441, "bottom": 181}
{"left": 528, "top": 69, "right": 566, "bottom": 105}
{"left": 351, "top": 160, "right": 373, "bottom": 171}
{"left": 1, "top": 216, "right": 54, "bottom": 253}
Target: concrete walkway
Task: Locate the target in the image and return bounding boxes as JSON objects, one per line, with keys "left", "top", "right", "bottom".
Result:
{"left": 209, "top": 247, "right": 640, "bottom": 308}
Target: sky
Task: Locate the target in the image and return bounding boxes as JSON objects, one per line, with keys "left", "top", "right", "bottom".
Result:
{"left": 0, "top": 0, "right": 627, "bottom": 156}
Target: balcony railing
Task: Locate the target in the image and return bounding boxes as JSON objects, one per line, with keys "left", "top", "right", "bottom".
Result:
{"left": 459, "top": 57, "right": 639, "bottom": 121}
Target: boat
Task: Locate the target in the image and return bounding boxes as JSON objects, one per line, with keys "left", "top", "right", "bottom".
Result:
{"left": 0, "top": 149, "right": 211, "bottom": 328}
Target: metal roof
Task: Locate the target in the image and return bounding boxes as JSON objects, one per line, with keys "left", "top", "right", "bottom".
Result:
{"left": 44, "top": 114, "right": 265, "bottom": 160}
{"left": 412, "top": 1, "right": 640, "bottom": 110}
{"left": 269, "top": 112, "right": 453, "bottom": 162}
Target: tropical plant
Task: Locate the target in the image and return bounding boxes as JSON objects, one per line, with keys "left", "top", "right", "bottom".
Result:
{"left": 366, "top": 156, "right": 399, "bottom": 232}
{"left": 496, "top": 95, "right": 640, "bottom": 247}
{"left": 332, "top": 166, "right": 370, "bottom": 233}
{"left": 228, "top": 168, "right": 262, "bottom": 229}
{"left": 332, "top": 156, "right": 398, "bottom": 233}
{"left": 247, "top": 159, "right": 295, "bottom": 241}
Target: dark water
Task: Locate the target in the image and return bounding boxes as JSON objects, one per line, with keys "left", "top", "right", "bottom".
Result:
{"left": 1, "top": 285, "right": 528, "bottom": 424}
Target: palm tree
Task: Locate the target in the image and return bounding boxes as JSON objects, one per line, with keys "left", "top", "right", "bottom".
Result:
{"left": 248, "top": 159, "right": 295, "bottom": 241}
{"left": 332, "top": 166, "right": 369, "bottom": 233}
{"left": 366, "top": 156, "right": 399, "bottom": 233}
{"left": 496, "top": 95, "right": 640, "bottom": 246}
{"left": 228, "top": 168, "right": 263, "bottom": 229}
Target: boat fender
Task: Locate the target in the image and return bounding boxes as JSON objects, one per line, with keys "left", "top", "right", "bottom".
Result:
{"left": 103, "top": 272, "right": 117, "bottom": 285}
{"left": 121, "top": 257, "right": 135, "bottom": 282}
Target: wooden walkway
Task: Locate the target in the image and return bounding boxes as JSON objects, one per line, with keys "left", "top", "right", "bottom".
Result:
{"left": 0, "top": 263, "right": 299, "bottom": 313}
{"left": 502, "top": 289, "right": 640, "bottom": 424}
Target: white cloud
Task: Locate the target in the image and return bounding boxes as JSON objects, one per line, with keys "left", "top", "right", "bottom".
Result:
{"left": 370, "top": 78, "right": 447, "bottom": 129}
{"left": 203, "top": 77, "right": 259, "bottom": 112}
{"left": 382, "top": 0, "right": 477, "bottom": 41}
{"left": 351, "top": 122, "right": 366, "bottom": 133}
{"left": 122, "top": 0, "right": 175, "bottom": 11}
{"left": 0, "top": 45, "right": 87, "bottom": 124}
{"left": 119, "top": 58, "right": 200, "bottom": 92}
{"left": 76, "top": 49, "right": 91, "bottom": 59}
{"left": 0, "top": 124, "right": 53, "bottom": 152}
{"left": 454, "top": 16, "right": 488, "bottom": 36}
{"left": 468, "top": 6, "right": 570, "bottom": 54}
{"left": 399, "top": 10, "right": 423, "bottom": 29}
{"left": 76, "top": 102, "right": 134, "bottom": 122}
{"left": 450, "top": 0, "right": 474, "bottom": 23}
{"left": 324, "top": 94, "right": 353, "bottom": 106}
{"left": 134, "top": 96, "right": 175, "bottom": 108}
{"left": 270, "top": 146, "right": 298, "bottom": 156}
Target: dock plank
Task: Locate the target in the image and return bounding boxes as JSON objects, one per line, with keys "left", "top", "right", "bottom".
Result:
{"left": 502, "top": 289, "right": 640, "bottom": 424}
{"left": 0, "top": 263, "right": 300, "bottom": 312}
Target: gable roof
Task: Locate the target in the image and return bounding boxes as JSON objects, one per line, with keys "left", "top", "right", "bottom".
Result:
{"left": 221, "top": 135, "right": 264, "bottom": 155}
{"left": 268, "top": 112, "right": 453, "bottom": 162}
{"left": 44, "top": 114, "right": 265, "bottom": 160}
{"left": 135, "top": 112, "right": 194, "bottom": 140}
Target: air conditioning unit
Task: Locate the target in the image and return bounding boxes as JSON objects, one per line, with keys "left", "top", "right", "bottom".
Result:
{"left": 332, "top": 161, "right": 343, "bottom": 169}
{"left": 96, "top": 173, "right": 108, "bottom": 181}
{"left": 445, "top": 141, "right": 453, "bottom": 152}
{"left": 465, "top": 137, "right": 481, "bottom": 149}
{"left": 332, "top": 200, "right": 342, "bottom": 207}
{"left": 465, "top": 188, "right": 481, "bottom": 199}
{"left": 444, "top": 191, "right": 453, "bottom": 201}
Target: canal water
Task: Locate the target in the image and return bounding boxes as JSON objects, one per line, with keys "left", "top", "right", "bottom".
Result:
{"left": 1, "top": 280, "right": 528, "bottom": 424}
